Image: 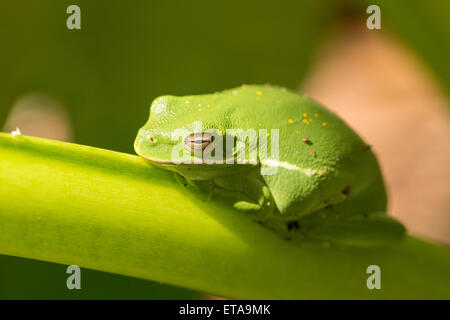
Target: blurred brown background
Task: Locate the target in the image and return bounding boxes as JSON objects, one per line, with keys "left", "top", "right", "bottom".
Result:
{"left": 301, "top": 23, "right": 450, "bottom": 245}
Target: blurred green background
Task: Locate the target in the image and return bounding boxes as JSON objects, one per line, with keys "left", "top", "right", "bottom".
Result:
{"left": 0, "top": 0, "right": 448, "bottom": 299}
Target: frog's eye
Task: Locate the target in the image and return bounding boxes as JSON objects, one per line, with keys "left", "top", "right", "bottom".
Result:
{"left": 184, "top": 132, "right": 214, "bottom": 151}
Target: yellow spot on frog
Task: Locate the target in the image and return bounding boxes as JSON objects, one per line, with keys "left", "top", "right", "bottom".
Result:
{"left": 302, "top": 119, "right": 308, "bottom": 124}
{"left": 288, "top": 119, "right": 293, "bottom": 124}
{"left": 185, "top": 100, "right": 190, "bottom": 104}
{"left": 258, "top": 122, "right": 262, "bottom": 127}
{"left": 266, "top": 132, "right": 270, "bottom": 137}
{"left": 198, "top": 109, "right": 202, "bottom": 112}
{"left": 255, "top": 97, "right": 261, "bottom": 101}
{"left": 314, "top": 113, "right": 319, "bottom": 118}
{"left": 296, "top": 130, "right": 299, "bottom": 134}
{"left": 309, "top": 118, "right": 313, "bottom": 122}
{"left": 206, "top": 104, "right": 211, "bottom": 108}
{"left": 303, "top": 113, "right": 308, "bottom": 117}
{"left": 322, "top": 122, "right": 327, "bottom": 127}
{"left": 256, "top": 90, "right": 263, "bottom": 96}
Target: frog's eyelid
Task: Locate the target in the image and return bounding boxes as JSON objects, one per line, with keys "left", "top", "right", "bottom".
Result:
{"left": 184, "top": 132, "right": 215, "bottom": 150}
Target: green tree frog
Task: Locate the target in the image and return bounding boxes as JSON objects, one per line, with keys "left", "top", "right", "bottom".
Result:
{"left": 135, "top": 85, "right": 405, "bottom": 248}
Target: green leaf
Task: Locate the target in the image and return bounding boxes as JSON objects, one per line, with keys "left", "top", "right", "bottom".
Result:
{"left": 1, "top": 133, "right": 450, "bottom": 299}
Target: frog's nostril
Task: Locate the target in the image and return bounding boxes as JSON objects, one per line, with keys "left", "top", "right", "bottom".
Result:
{"left": 149, "top": 137, "right": 156, "bottom": 143}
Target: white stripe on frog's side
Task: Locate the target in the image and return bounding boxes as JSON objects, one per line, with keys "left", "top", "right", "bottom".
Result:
{"left": 261, "top": 159, "right": 299, "bottom": 170}
{"left": 261, "top": 158, "right": 332, "bottom": 177}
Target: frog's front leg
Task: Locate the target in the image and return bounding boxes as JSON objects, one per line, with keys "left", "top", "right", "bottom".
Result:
{"left": 199, "top": 171, "right": 275, "bottom": 219}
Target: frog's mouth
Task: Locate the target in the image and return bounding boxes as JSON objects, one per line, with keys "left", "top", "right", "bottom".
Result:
{"left": 138, "top": 154, "right": 183, "bottom": 166}
{"left": 139, "top": 153, "right": 258, "bottom": 180}
{"left": 135, "top": 139, "right": 258, "bottom": 166}
{"left": 140, "top": 151, "right": 259, "bottom": 166}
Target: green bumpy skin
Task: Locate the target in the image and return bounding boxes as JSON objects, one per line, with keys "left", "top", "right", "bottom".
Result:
{"left": 135, "top": 85, "right": 405, "bottom": 248}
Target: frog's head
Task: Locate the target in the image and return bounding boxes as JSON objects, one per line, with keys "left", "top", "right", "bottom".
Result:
{"left": 134, "top": 92, "right": 257, "bottom": 180}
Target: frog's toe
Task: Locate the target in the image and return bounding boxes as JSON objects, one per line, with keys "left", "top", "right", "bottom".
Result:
{"left": 233, "top": 201, "right": 262, "bottom": 211}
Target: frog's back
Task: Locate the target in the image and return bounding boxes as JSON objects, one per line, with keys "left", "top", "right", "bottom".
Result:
{"left": 222, "top": 85, "right": 387, "bottom": 219}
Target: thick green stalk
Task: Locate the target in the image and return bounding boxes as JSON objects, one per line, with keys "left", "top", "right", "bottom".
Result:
{"left": 0, "top": 132, "right": 449, "bottom": 299}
